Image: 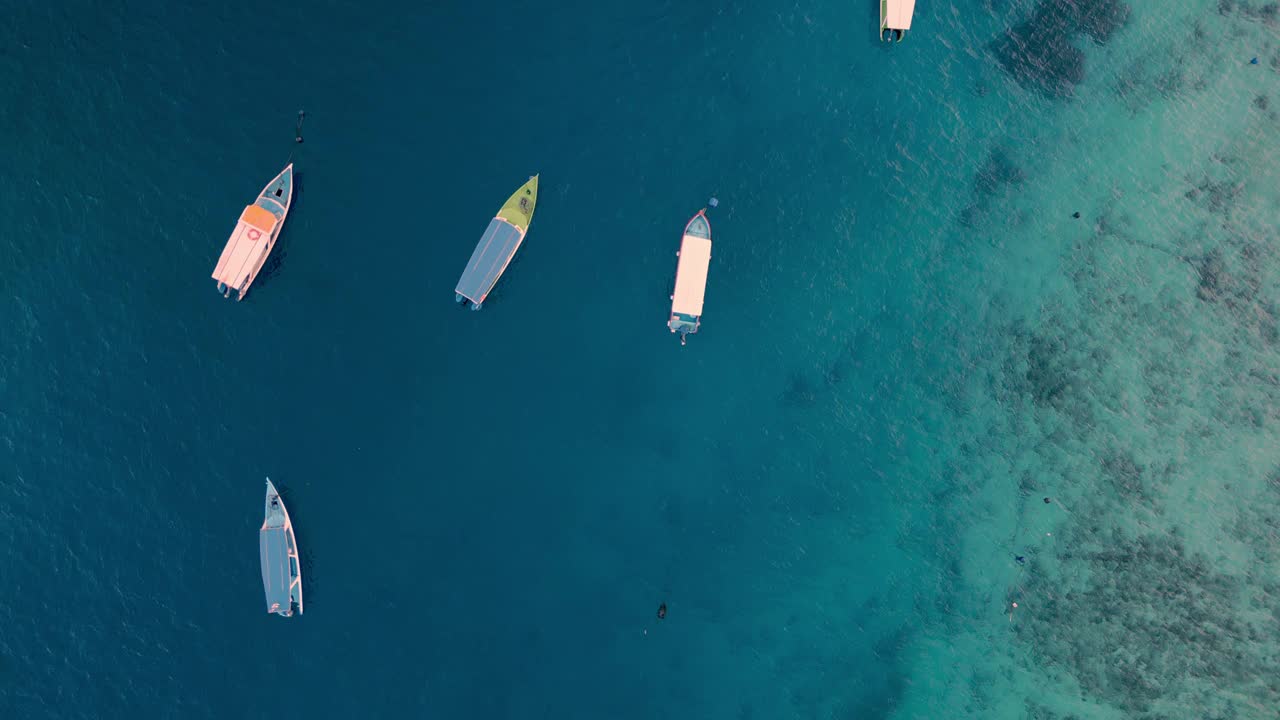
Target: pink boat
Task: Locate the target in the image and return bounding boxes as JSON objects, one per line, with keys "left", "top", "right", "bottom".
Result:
{"left": 668, "top": 207, "right": 713, "bottom": 345}
{"left": 212, "top": 164, "right": 294, "bottom": 301}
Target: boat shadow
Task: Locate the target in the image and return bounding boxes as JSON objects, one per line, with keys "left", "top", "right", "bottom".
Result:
{"left": 252, "top": 171, "right": 305, "bottom": 294}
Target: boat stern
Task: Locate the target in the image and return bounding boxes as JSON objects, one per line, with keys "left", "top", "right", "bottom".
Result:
{"left": 880, "top": 0, "right": 915, "bottom": 41}
{"left": 668, "top": 312, "right": 700, "bottom": 342}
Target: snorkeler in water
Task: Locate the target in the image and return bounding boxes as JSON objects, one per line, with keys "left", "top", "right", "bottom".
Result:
{"left": 657, "top": 603, "right": 667, "bottom": 620}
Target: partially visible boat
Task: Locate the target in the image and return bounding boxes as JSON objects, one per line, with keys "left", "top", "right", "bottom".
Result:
{"left": 212, "top": 164, "right": 294, "bottom": 301}
{"left": 668, "top": 208, "right": 713, "bottom": 345}
{"left": 880, "top": 0, "right": 916, "bottom": 41}
{"left": 454, "top": 175, "right": 539, "bottom": 310}
{"left": 260, "top": 477, "right": 302, "bottom": 617}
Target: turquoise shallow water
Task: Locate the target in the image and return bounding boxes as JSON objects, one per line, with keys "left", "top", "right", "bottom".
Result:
{"left": 2, "top": 0, "right": 1279, "bottom": 718}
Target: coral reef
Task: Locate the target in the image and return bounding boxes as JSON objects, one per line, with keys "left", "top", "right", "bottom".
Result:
{"left": 990, "top": 0, "right": 1131, "bottom": 96}
{"left": 961, "top": 147, "right": 1028, "bottom": 227}
{"left": 1219, "top": 0, "right": 1280, "bottom": 23}
{"left": 1017, "top": 530, "right": 1280, "bottom": 716}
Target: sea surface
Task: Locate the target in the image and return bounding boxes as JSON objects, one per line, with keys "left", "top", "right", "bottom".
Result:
{"left": 2, "top": 1, "right": 1279, "bottom": 718}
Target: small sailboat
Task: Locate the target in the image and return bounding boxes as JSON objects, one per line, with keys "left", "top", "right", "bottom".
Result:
{"left": 212, "top": 164, "right": 294, "bottom": 301}
{"left": 668, "top": 206, "right": 714, "bottom": 345}
{"left": 880, "top": 0, "right": 916, "bottom": 41}
{"left": 259, "top": 477, "right": 303, "bottom": 617}
{"left": 454, "top": 175, "right": 539, "bottom": 310}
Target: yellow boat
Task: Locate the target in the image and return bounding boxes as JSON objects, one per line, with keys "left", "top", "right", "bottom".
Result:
{"left": 454, "top": 176, "right": 539, "bottom": 310}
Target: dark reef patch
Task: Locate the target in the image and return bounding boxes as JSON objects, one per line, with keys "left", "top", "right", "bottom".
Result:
{"left": 1025, "top": 701, "right": 1082, "bottom": 720}
{"left": 781, "top": 369, "right": 818, "bottom": 408}
{"left": 973, "top": 147, "right": 1027, "bottom": 199}
{"left": 1074, "top": 0, "right": 1131, "bottom": 42}
{"left": 990, "top": 0, "right": 1131, "bottom": 97}
{"left": 1221, "top": 0, "right": 1280, "bottom": 22}
{"left": 960, "top": 147, "right": 1027, "bottom": 227}
{"left": 1099, "top": 449, "right": 1153, "bottom": 504}
{"left": 1026, "top": 334, "right": 1077, "bottom": 407}
{"left": 1193, "top": 250, "right": 1232, "bottom": 303}
{"left": 1184, "top": 175, "right": 1244, "bottom": 216}
{"left": 1022, "top": 331, "right": 1105, "bottom": 425}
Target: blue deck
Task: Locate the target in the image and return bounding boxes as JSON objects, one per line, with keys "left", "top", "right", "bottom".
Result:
{"left": 685, "top": 213, "right": 710, "bottom": 239}
{"left": 253, "top": 167, "right": 292, "bottom": 222}
{"left": 259, "top": 483, "right": 298, "bottom": 615}
{"left": 259, "top": 526, "right": 294, "bottom": 613}
{"left": 455, "top": 218, "right": 523, "bottom": 304}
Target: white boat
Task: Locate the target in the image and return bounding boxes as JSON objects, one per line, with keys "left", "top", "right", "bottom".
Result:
{"left": 259, "top": 478, "right": 302, "bottom": 617}
{"left": 880, "top": 0, "right": 916, "bottom": 42}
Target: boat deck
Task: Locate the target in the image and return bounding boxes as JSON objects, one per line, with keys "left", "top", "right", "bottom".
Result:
{"left": 260, "top": 525, "right": 297, "bottom": 614}
{"left": 455, "top": 218, "right": 525, "bottom": 304}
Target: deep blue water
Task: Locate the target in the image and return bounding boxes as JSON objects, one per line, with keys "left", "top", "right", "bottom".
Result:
{"left": 7, "top": 0, "right": 1279, "bottom": 718}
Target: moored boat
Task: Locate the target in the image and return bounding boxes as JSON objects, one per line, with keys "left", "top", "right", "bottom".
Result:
{"left": 212, "top": 164, "right": 294, "bottom": 301}
{"left": 260, "top": 477, "right": 303, "bottom": 617}
{"left": 880, "top": 0, "right": 916, "bottom": 41}
{"left": 668, "top": 208, "right": 713, "bottom": 345}
{"left": 454, "top": 175, "right": 539, "bottom": 310}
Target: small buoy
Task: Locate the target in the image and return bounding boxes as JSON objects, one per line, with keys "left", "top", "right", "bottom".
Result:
{"left": 1012, "top": 602, "right": 1018, "bottom": 609}
{"left": 1072, "top": 211, "right": 1081, "bottom": 219}
{"left": 1250, "top": 57, "right": 1259, "bottom": 65}
{"left": 1043, "top": 497, "right": 1051, "bottom": 504}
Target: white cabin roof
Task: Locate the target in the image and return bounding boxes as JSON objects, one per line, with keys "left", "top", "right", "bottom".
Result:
{"left": 671, "top": 235, "right": 712, "bottom": 317}
{"left": 885, "top": 0, "right": 916, "bottom": 30}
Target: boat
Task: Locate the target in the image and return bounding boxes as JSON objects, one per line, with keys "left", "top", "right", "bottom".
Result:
{"left": 454, "top": 175, "right": 539, "bottom": 310}
{"left": 259, "top": 477, "right": 303, "bottom": 617}
{"left": 212, "top": 164, "right": 294, "bottom": 301}
{"left": 668, "top": 208, "right": 713, "bottom": 345}
{"left": 880, "top": 0, "right": 916, "bottom": 41}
